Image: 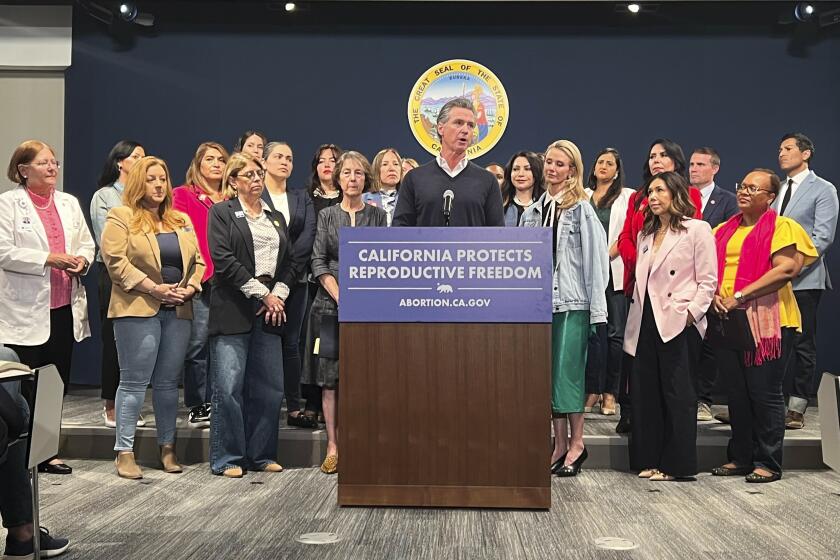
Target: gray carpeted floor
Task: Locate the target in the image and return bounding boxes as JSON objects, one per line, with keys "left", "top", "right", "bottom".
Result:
{"left": 5, "top": 461, "right": 840, "bottom": 559}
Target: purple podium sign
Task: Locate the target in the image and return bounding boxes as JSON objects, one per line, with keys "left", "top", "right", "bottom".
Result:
{"left": 338, "top": 227, "right": 552, "bottom": 323}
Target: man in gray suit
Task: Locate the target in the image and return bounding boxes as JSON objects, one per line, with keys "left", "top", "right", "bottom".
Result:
{"left": 690, "top": 147, "right": 739, "bottom": 421}
{"left": 773, "top": 133, "right": 838, "bottom": 429}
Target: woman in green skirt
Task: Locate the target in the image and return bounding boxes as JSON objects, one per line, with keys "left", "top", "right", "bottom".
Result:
{"left": 521, "top": 140, "right": 609, "bottom": 477}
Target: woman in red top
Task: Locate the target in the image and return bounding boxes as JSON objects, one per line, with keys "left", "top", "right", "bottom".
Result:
{"left": 614, "top": 139, "right": 702, "bottom": 434}
{"left": 172, "top": 141, "right": 229, "bottom": 428}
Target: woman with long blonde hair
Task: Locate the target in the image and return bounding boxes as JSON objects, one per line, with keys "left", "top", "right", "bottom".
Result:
{"left": 521, "top": 139, "right": 609, "bottom": 478}
{"left": 101, "top": 156, "right": 205, "bottom": 479}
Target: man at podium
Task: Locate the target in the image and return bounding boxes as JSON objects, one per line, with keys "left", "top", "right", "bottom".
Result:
{"left": 393, "top": 98, "right": 504, "bottom": 227}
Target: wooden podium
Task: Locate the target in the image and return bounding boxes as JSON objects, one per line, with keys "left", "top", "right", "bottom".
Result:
{"left": 337, "top": 227, "right": 552, "bottom": 509}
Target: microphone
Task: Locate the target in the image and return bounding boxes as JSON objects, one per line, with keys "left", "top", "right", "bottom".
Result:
{"left": 442, "top": 189, "right": 454, "bottom": 226}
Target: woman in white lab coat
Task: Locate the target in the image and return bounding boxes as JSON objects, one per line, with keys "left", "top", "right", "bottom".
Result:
{"left": 0, "top": 139, "right": 95, "bottom": 474}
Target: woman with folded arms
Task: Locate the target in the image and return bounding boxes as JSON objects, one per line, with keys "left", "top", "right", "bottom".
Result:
{"left": 583, "top": 148, "right": 634, "bottom": 415}
{"left": 521, "top": 140, "right": 608, "bottom": 478}
{"left": 173, "top": 141, "right": 229, "bottom": 429}
{"left": 710, "top": 168, "right": 816, "bottom": 483}
{"left": 304, "top": 151, "right": 387, "bottom": 474}
{"left": 101, "top": 156, "right": 204, "bottom": 479}
{"left": 1, "top": 139, "right": 95, "bottom": 475}
{"left": 502, "top": 151, "right": 544, "bottom": 227}
{"left": 207, "top": 153, "right": 291, "bottom": 478}
{"left": 262, "top": 141, "right": 317, "bottom": 429}
{"left": 623, "top": 171, "right": 716, "bottom": 481}
{"left": 91, "top": 140, "right": 146, "bottom": 428}
{"left": 362, "top": 148, "right": 403, "bottom": 226}
{"left": 614, "top": 139, "right": 703, "bottom": 433}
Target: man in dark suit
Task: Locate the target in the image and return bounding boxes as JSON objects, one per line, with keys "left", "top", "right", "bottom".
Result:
{"left": 772, "top": 133, "right": 838, "bottom": 429}
{"left": 690, "top": 147, "right": 738, "bottom": 421}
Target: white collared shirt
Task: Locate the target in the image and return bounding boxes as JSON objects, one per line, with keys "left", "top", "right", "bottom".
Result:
{"left": 777, "top": 168, "right": 811, "bottom": 213}
{"left": 698, "top": 181, "right": 715, "bottom": 212}
{"left": 436, "top": 154, "right": 469, "bottom": 178}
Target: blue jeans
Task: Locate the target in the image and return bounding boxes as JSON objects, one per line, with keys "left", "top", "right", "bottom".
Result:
{"left": 0, "top": 346, "right": 32, "bottom": 529}
{"left": 113, "top": 308, "right": 191, "bottom": 451}
{"left": 209, "top": 316, "right": 284, "bottom": 474}
{"left": 183, "top": 286, "right": 211, "bottom": 408}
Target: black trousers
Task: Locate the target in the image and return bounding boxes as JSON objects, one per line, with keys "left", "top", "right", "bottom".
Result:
{"left": 784, "top": 289, "right": 821, "bottom": 405}
{"left": 300, "top": 280, "right": 323, "bottom": 414}
{"left": 718, "top": 328, "right": 795, "bottom": 475}
{"left": 281, "top": 282, "right": 309, "bottom": 412}
{"left": 98, "top": 264, "right": 120, "bottom": 400}
{"left": 629, "top": 297, "right": 700, "bottom": 476}
{"left": 8, "top": 305, "right": 74, "bottom": 397}
{"left": 695, "top": 338, "right": 718, "bottom": 406}
{"left": 585, "top": 287, "right": 628, "bottom": 396}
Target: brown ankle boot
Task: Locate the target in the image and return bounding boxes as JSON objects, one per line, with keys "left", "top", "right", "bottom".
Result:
{"left": 160, "top": 444, "right": 183, "bottom": 473}
{"left": 601, "top": 393, "right": 617, "bottom": 416}
{"left": 115, "top": 452, "right": 143, "bottom": 479}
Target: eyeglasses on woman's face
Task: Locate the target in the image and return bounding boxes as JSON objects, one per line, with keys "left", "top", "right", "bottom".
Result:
{"left": 735, "top": 183, "right": 771, "bottom": 195}
{"left": 235, "top": 169, "right": 266, "bottom": 182}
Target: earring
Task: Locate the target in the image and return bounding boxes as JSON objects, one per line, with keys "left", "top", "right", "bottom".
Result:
{"left": 613, "top": 174, "right": 618, "bottom": 180}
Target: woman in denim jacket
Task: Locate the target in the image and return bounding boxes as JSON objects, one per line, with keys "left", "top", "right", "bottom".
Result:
{"left": 521, "top": 140, "right": 609, "bottom": 477}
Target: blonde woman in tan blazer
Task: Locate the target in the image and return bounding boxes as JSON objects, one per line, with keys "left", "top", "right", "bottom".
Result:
{"left": 101, "top": 156, "right": 204, "bottom": 479}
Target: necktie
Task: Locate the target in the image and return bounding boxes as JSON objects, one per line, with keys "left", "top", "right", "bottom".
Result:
{"left": 780, "top": 178, "right": 794, "bottom": 215}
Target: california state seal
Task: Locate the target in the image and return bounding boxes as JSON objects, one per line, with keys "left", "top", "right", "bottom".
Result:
{"left": 408, "top": 59, "right": 509, "bottom": 158}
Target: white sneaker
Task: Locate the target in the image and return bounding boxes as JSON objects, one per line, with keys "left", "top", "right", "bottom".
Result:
{"left": 136, "top": 415, "right": 146, "bottom": 427}
{"left": 102, "top": 408, "right": 116, "bottom": 428}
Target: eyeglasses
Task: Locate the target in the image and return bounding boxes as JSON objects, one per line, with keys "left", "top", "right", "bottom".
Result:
{"left": 735, "top": 183, "right": 772, "bottom": 195}
{"left": 235, "top": 170, "right": 266, "bottom": 181}
{"left": 26, "top": 160, "right": 61, "bottom": 169}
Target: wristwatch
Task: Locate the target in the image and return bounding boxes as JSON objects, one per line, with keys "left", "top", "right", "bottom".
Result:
{"left": 734, "top": 291, "right": 746, "bottom": 304}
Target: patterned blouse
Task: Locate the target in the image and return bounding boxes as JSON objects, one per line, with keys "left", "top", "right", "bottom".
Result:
{"left": 239, "top": 200, "right": 290, "bottom": 300}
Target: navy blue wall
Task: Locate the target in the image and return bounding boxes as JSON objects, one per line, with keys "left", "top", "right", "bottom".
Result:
{"left": 64, "top": 5, "right": 840, "bottom": 384}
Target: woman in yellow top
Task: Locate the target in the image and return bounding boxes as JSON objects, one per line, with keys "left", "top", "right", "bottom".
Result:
{"left": 710, "top": 168, "right": 816, "bottom": 483}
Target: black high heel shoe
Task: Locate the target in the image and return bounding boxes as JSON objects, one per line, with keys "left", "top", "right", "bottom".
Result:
{"left": 556, "top": 448, "right": 587, "bottom": 477}
{"left": 550, "top": 453, "right": 568, "bottom": 475}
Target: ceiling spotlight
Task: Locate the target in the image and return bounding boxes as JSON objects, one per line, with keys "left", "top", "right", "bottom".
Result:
{"left": 118, "top": 2, "right": 138, "bottom": 22}
{"left": 285, "top": 2, "right": 296, "bottom": 11}
{"left": 627, "top": 3, "right": 641, "bottom": 14}
{"left": 794, "top": 2, "right": 816, "bottom": 22}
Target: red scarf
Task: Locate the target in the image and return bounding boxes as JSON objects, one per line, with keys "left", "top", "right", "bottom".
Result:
{"left": 714, "top": 209, "right": 781, "bottom": 366}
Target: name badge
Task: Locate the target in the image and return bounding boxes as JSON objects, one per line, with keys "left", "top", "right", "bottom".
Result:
{"left": 234, "top": 211, "right": 245, "bottom": 218}
{"left": 17, "top": 216, "right": 33, "bottom": 232}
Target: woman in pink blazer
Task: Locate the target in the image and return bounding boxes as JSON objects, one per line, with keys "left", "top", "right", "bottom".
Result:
{"left": 623, "top": 171, "right": 717, "bottom": 481}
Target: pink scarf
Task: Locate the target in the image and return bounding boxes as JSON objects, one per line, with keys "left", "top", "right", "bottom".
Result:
{"left": 714, "top": 209, "right": 781, "bottom": 366}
